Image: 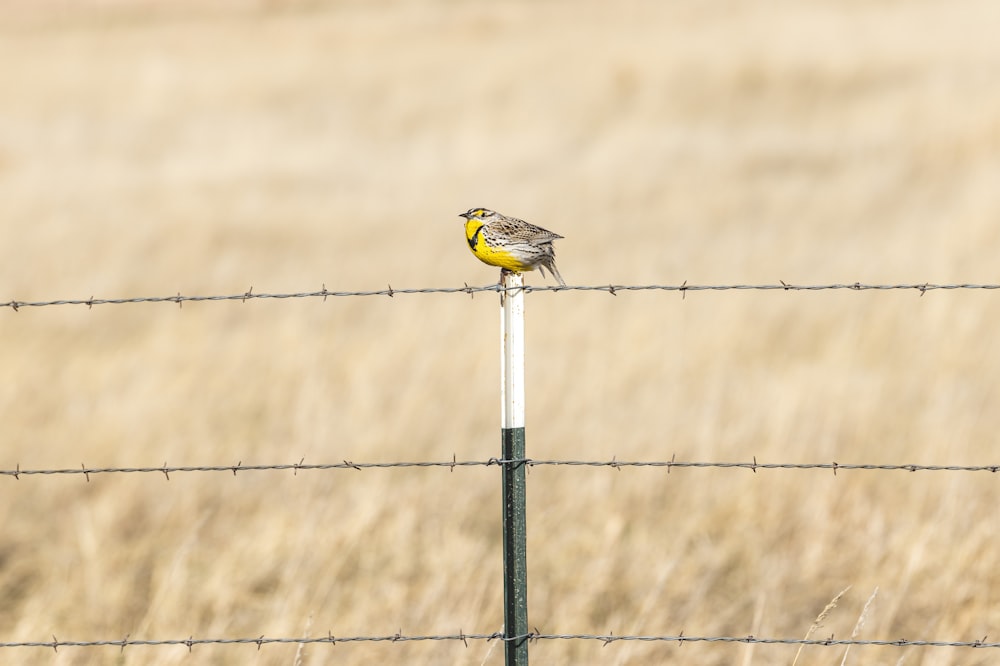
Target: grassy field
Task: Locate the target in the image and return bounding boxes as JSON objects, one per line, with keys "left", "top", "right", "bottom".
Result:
{"left": 3, "top": 1, "right": 1000, "bottom": 664}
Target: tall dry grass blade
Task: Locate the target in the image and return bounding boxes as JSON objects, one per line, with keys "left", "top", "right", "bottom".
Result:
{"left": 293, "top": 613, "right": 313, "bottom": 666}
{"left": 479, "top": 625, "right": 504, "bottom": 666}
{"left": 791, "top": 586, "right": 851, "bottom": 666}
{"left": 840, "top": 587, "right": 878, "bottom": 666}
{"left": 740, "top": 592, "right": 768, "bottom": 666}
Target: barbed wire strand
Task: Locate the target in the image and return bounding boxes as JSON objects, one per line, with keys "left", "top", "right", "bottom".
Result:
{"left": 2, "top": 632, "right": 997, "bottom": 652}
{"left": 3, "top": 282, "right": 1000, "bottom": 311}
{"left": 2, "top": 458, "right": 998, "bottom": 480}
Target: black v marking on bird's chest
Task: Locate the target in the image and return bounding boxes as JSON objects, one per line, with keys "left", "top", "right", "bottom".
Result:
{"left": 467, "top": 226, "right": 482, "bottom": 250}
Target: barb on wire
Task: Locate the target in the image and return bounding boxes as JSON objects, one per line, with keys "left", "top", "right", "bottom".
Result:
{"left": 1, "top": 632, "right": 997, "bottom": 651}
{"left": 3, "top": 282, "right": 999, "bottom": 311}
{"left": 2, "top": 459, "right": 998, "bottom": 479}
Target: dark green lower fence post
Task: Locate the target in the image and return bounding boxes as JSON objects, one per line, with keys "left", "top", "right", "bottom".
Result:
{"left": 500, "top": 270, "right": 529, "bottom": 665}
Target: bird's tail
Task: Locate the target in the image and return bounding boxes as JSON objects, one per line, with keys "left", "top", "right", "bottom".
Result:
{"left": 543, "top": 260, "right": 566, "bottom": 286}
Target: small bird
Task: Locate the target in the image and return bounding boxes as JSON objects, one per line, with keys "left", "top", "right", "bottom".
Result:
{"left": 459, "top": 208, "right": 565, "bottom": 285}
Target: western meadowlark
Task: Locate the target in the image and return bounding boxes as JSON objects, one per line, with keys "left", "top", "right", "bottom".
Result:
{"left": 459, "top": 208, "right": 566, "bottom": 285}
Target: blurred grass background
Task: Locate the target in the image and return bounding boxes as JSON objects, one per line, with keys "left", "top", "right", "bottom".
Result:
{"left": 2, "top": 0, "right": 1000, "bottom": 664}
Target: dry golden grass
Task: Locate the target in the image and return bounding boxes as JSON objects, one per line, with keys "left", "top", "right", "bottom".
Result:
{"left": 3, "top": 1, "right": 1000, "bottom": 664}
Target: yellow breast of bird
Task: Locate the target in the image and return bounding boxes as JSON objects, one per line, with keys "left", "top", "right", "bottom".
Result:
{"left": 464, "top": 220, "right": 529, "bottom": 271}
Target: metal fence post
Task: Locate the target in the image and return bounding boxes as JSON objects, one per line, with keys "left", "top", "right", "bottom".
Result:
{"left": 500, "top": 270, "right": 529, "bottom": 665}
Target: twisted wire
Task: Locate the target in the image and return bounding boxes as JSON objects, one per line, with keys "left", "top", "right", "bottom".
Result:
{"left": 3, "top": 282, "right": 999, "bottom": 310}
{"left": 2, "top": 632, "right": 997, "bottom": 652}
{"left": 2, "top": 458, "right": 998, "bottom": 480}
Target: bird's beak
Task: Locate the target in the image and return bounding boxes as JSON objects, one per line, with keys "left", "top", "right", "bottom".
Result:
{"left": 458, "top": 212, "right": 470, "bottom": 219}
